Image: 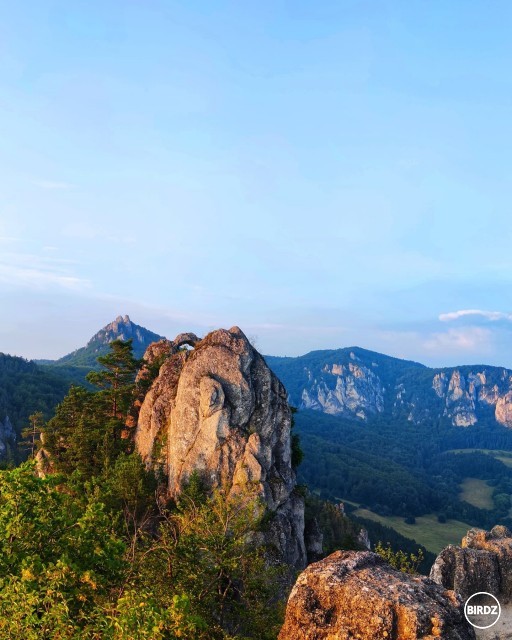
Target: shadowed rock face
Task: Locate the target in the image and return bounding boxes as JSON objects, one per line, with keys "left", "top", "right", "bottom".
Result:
{"left": 279, "top": 551, "right": 475, "bottom": 640}
{"left": 431, "top": 525, "right": 512, "bottom": 600}
{"left": 430, "top": 545, "right": 500, "bottom": 601}
{"left": 135, "top": 326, "right": 307, "bottom": 568}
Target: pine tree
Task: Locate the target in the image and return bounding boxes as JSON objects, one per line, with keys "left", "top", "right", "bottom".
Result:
{"left": 86, "top": 339, "right": 139, "bottom": 421}
{"left": 20, "top": 412, "right": 44, "bottom": 458}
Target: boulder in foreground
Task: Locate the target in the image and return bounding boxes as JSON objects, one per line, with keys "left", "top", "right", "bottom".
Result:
{"left": 430, "top": 525, "right": 512, "bottom": 600}
{"left": 279, "top": 550, "right": 475, "bottom": 640}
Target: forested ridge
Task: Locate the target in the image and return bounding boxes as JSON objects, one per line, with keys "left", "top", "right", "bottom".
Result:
{"left": 0, "top": 353, "right": 70, "bottom": 438}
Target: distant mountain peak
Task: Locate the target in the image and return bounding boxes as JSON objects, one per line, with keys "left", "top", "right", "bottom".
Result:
{"left": 57, "top": 316, "right": 165, "bottom": 367}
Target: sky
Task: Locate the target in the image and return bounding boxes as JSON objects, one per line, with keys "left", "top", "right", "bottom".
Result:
{"left": 1, "top": 1, "right": 512, "bottom": 367}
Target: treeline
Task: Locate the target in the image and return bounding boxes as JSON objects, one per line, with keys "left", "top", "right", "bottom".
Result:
{"left": 0, "top": 354, "right": 69, "bottom": 446}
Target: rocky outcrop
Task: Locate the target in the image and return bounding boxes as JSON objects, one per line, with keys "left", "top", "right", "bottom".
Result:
{"left": 430, "top": 545, "right": 500, "bottom": 601}
{"left": 279, "top": 550, "right": 475, "bottom": 640}
{"left": 135, "top": 326, "right": 307, "bottom": 568}
{"left": 496, "top": 392, "right": 512, "bottom": 428}
{"left": 300, "top": 361, "right": 385, "bottom": 420}
{"left": 267, "top": 348, "right": 512, "bottom": 429}
{"left": 0, "top": 416, "right": 15, "bottom": 458}
{"left": 431, "top": 525, "right": 512, "bottom": 600}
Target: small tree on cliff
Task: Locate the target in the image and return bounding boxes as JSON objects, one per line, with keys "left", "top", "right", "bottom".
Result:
{"left": 20, "top": 411, "right": 44, "bottom": 458}
{"left": 86, "top": 339, "right": 139, "bottom": 421}
{"left": 43, "top": 341, "right": 140, "bottom": 477}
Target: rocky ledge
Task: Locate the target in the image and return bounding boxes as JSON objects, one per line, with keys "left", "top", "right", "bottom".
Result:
{"left": 279, "top": 550, "right": 475, "bottom": 640}
{"left": 431, "top": 525, "right": 512, "bottom": 601}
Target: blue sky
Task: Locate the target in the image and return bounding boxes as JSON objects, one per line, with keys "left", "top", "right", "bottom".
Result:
{"left": 1, "top": 1, "right": 512, "bottom": 366}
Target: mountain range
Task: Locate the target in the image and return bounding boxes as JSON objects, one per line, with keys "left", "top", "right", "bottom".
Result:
{"left": 266, "top": 347, "right": 512, "bottom": 430}
{"left": 38, "top": 315, "right": 512, "bottom": 433}
{"left": 4, "top": 315, "right": 512, "bottom": 558}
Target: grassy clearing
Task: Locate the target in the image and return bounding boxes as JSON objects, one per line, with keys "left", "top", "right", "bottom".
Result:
{"left": 495, "top": 455, "right": 512, "bottom": 468}
{"left": 459, "top": 477, "right": 494, "bottom": 509}
{"left": 353, "top": 509, "right": 470, "bottom": 553}
{"left": 447, "top": 448, "right": 512, "bottom": 465}
{"left": 334, "top": 497, "right": 360, "bottom": 508}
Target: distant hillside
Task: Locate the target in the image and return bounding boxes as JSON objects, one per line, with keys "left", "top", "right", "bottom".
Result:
{"left": 0, "top": 353, "right": 70, "bottom": 460}
{"left": 264, "top": 347, "right": 512, "bottom": 549}
{"left": 265, "top": 346, "right": 512, "bottom": 429}
{"left": 50, "top": 315, "right": 165, "bottom": 368}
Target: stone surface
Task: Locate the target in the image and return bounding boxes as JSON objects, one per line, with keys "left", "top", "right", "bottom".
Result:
{"left": 431, "top": 526, "right": 512, "bottom": 600}
{"left": 430, "top": 545, "right": 500, "bottom": 601}
{"left": 279, "top": 550, "right": 475, "bottom": 640}
{"left": 357, "top": 527, "right": 371, "bottom": 550}
{"left": 300, "top": 362, "right": 385, "bottom": 420}
{"left": 496, "top": 392, "right": 512, "bottom": 428}
{"left": 135, "top": 326, "right": 307, "bottom": 568}
{"left": 0, "top": 416, "right": 15, "bottom": 457}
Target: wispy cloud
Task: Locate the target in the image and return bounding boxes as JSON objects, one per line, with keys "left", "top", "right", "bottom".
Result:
{"left": 0, "top": 236, "right": 21, "bottom": 244}
{"left": 423, "top": 327, "right": 492, "bottom": 353}
{"left": 34, "top": 180, "right": 76, "bottom": 190}
{"left": 439, "top": 309, "right": 512, "bottom": 322}
{"left": 0, "top": 252, "right": 90, "bottom": 291}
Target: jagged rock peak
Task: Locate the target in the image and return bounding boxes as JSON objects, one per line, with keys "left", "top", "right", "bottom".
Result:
{"left": 431, "top": 525, "right": 512, "bottom": 599}
{"left": 279, "top": 550, "right": 475, "bottom": 640}
{"left": 135, "top": 326, "right": 307, "bottom": 568}
{"left": 56, "top": 316, "right": 165, "bottom": 365}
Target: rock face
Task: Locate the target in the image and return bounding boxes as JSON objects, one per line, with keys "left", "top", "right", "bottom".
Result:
{"left": 300, "top": 360, "right": 385, "bottom": 420}
{"left": 430, "top": 526, "right": 512, "bottom": 600}
{"left": 279, "top": 550, "right": 475, "bottom": 640}
{"left": 0, "top": 416, "right": 15, "bottom": 458}
{"left": 135, "top": 326, "right": 307, "bottom": 568}
{"left": 266, "top": 347, "right": 512, "bottom": 428}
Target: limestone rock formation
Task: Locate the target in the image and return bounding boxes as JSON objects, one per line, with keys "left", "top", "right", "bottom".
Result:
{"left": 135, "top": 326, "right": 307, "bottom": 568}
{"left": 267, "top": 347, "right": 512, "bottom": 428}
{"left": 430, "top": 545, "right": 500, "bottom": 601}
{"left": 0, "top": 416, "right": 15, "bottom": 458}
{"left": 431, "top": 525, "right": 512, "bottom": 600}
{"left": 279, "top": 550, "right": 475, "bottom": 640}
{"left": 300, "top": 360, "right": 385, "bottom": 420}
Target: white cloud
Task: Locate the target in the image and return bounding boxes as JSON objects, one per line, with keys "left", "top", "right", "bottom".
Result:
{"left": 34, "top": 180, "right": 75, "bottom": 190}
{"left": 423, "top": 327, "right": 492, "bottom": 354}
{"left": 439, "top": 309, "right": 512, "bottom": 322}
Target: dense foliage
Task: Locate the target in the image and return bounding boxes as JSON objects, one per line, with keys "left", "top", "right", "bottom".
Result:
{"left": 0, "top": 353, "right": 70, "bottom": 462}
{"left": 0, "top": 341, "right": 286, "bottom": 639}
{"left": 296, "top": 409, "right": 512, "bottom": 532}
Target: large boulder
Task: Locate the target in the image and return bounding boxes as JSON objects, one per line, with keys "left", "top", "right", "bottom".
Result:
{"left": 431, "top": 525, "right": 512, "bottom": 599}
{"left": 430, "top": 544, "right": 500, "bottom": 601}
{"left": 279, "top": 551, "right": 475, "bottom": 640}
{"left": 135, "top": 326, "right": 307, "bottom": 568}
